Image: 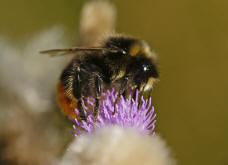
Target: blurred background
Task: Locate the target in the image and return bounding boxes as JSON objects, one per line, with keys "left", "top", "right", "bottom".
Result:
{"left": 0, "top": 0, "right": 228, "bottom": 165}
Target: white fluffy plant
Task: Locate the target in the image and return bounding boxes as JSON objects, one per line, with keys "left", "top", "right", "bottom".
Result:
{"left": 0, "top": 26, "right": 68, "bottom": 113}
{"left": 0, "top": 27, "right": 70, "bottom": 165}
{"left": 59, "top": 126, "right": 175, "bottom": 165}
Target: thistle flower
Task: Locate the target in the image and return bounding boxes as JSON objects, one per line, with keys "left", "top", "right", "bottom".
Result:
{"left": 71, "top": 89, "right": 156, "bottom": 136}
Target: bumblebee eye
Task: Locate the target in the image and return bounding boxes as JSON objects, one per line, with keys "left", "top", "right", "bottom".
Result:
{"left": 122, "top": 50, "right": 127, "bottom": 55}
{"left": 141, "top": 63, "right": 159, "bottom": 78}
{"left": 142, "top": 64, "right": 150, "bottom": 72}
{"left": 143, "top": 66, "right": 148, "bottom": 71}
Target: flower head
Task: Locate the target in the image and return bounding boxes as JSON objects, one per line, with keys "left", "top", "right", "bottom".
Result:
{"left": 71, "top": 89, "right": 156, "bottom": 136}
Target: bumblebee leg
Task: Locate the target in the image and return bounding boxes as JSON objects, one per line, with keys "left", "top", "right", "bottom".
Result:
{"left": 93, "top": 74, "right": 102, "bottom": 122}
{"left": 122, "top": 89, "right": 127, "bottom": 99}
{"left": 113, "top": 77, "right": 128, "bottom": 115}
{"left": 72, "top": 67, "right": 86, "bottom": 121}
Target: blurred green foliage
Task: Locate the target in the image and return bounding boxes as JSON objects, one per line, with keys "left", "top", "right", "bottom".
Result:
{"left": 1, "top": 0, "right": 228, "bottom": 165}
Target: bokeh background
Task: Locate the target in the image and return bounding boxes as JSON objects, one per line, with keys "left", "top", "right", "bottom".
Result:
{"left": 0, "top": 0, "right": 227, "bottom": 165}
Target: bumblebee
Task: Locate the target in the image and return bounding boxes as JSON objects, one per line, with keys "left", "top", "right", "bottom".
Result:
{"left": 41, "top": 35, "right": 159, "bottom": 121}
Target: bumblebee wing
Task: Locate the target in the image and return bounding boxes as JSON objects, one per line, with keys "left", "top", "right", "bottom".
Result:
{"left": 40, "top": 47, "right": 118, "bottom": 57}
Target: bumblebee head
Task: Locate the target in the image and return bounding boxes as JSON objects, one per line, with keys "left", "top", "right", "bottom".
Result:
{"left": 104, "top": 35, "right": 159, "bottom": 90}
{"left": 126, "top": 55, "right": 159, "bottom": 90}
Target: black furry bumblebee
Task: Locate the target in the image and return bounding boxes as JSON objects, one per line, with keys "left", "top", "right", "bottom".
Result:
{"left": 41, "top": 35, "right": 159, "bottom": 121}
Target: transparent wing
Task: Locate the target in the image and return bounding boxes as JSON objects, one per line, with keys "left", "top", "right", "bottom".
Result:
{"left": 40, "top": 47, "right": 119, "bottom": 57}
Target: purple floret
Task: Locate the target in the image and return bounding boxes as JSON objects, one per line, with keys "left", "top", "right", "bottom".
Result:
{"left": 71, "top": 89, "right": 156, "bottom": 136}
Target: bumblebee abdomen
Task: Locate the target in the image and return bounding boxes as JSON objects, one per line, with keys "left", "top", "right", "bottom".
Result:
{"left": 56, "top": 81, "right": 78, "bottom": 118}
